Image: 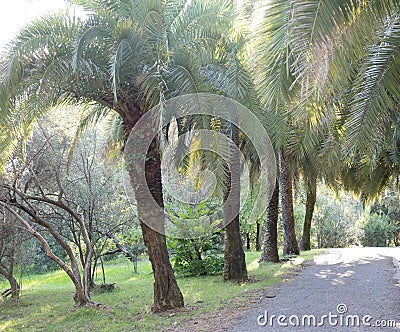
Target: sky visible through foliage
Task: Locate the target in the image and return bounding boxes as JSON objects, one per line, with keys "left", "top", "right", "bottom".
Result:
{"left": 0, "top": 0, "right": 66, "bottom": 48}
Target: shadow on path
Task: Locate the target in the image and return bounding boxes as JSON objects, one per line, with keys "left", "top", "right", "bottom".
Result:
{"left": 230, "top": 247, "right": 400, "bottom": 332}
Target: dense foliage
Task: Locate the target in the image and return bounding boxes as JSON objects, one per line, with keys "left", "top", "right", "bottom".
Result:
{"left": 169, "top": 234, "right": 224, "bottom": 277}
{"left": 0, "top": 0, "right": 399, "bottom": 317}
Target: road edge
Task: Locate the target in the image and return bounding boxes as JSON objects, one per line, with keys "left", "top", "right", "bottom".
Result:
{"left": 393, "top": 254, "right": 400, "bottom": 284}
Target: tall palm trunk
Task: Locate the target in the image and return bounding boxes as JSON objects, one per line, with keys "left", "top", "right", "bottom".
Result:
{"left": 123, "top": 114, "right": 183, "bottom": 312}
{"left": 300, "top": 178, "right": 317, "bottom": 251}
{"left": 260, "top": 180, "right": 280, "bottom": 263}
{"left": 223, "top": 126, "right": 247, "bottom": 282}
{"left": 223, "top": 183, "right": 248, "bottom": 281}
{"left": 278, "top": 150, "right": 299, "bottom": 255}
{"left": 255, "top": 222, "right": 262, "bottom": 251}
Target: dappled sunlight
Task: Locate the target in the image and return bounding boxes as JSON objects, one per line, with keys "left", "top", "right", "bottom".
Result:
{"left": 313, "top": 248, "right": 399, "bottom": 287}
{"left": 315, "top": 269, "right": 332, "bottom": 279}
{"left": 247, "top": 259, "right": 260, "bottom": 272}
{"left": 291, "top": 257, "right": 305, "bottom": 266}
{"left": 337, "top": 270, "right": 355, "bottom": 279}
{"left": 319, "top": 270, "right": 356, "bottom": 285}
{"left": 40, "top": 304, "right": 52, "bottom": 314}
{"left": 315, "top": 247, "right": 400, "bottom": 267}
{"left": 0, "top": 320, "right": 14, "bottom": 331}
{"left": 315, "top": 269, "right": 355, "bottom": 282}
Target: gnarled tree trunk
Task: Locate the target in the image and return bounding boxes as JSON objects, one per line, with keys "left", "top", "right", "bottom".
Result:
{"left": 0, "top": 202, "right": 91, "bottom": 306}
{"left": 300, "top": 178, "right": 317, "bottom": 251}
{"left": 124, "top": 108, "right": 184, "bottom": 312}
{"left": 278, "top": 150, "right": 299, "bottom": 255}
{"left": 0, "top": 264, "right": 20, "bottom": 299}
{"left": 137, "top": 140, "right": 184, "bottom": 312}
{"left": 260, "top": 180, "right": 280, "bottom": 263}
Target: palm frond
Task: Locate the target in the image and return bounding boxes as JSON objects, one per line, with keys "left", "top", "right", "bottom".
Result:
{"left": 344, "top": 12, "right": 400, "bottom": 151}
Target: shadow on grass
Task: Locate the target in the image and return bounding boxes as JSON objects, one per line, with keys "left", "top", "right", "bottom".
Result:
{"left": 0, "top": 250, "right": 324, "bottom": 332}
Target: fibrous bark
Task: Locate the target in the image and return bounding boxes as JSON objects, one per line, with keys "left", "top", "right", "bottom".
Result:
{"left": 278, "top": 150, "right": 299, "bottom": 255}
{"left": 223, "top": 126, "right": 247, "bottom": 282}
{"left": 300, "top": 178, "right": 317, "bottom": 251}
{"left": 260, "top": 180, "right": 280, "bottom": 263}
{"left": 125, "top": 111, "right": 184, "bottom": 312}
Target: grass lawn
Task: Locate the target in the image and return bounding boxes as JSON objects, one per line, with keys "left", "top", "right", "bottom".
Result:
{"left": 0, "top": 249, "right": 324, "bottom": 331}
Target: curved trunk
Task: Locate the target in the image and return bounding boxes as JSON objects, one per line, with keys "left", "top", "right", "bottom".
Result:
{"left": 223, "top": 126, "right": 247, "bottom": 282}
{"left": 8, "top": 276, "right": 20, "bottom": 299}
{"left": 260, "top": 180, "right": 280, "bottom": 263}
{"left": 300, "top": 178, "right": 317, "bottom": 251}
{"left": 278, "top": 150, "right": 299, "bottom": 255}
{"left": 0, "top": 202, "right": 91, "bottom": 306}
{"left": 14, "top": 201, "right": 84, "bottom": 296}
{"left": 0, "top": 264, "right": 20, "bottom": 299}
{"left": 127, "top": 129, "right": 184, "bottom": 312}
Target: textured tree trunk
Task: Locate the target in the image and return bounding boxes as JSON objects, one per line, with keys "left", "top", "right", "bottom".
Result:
{"left": 138, "top": 141, "right": 184, "bottom": 312}
{"left": 223, "top": 214, "right": 248, "bottom": 281}
{"left": 130, "top": 139, "right": 184, "bottom": 312}
{"left": 278, "top": 150, "right": 299, "bottom": 255}
{"left": 220, "top": 232, "right": 225, "bottom": 245}
{"left": 223, "top": 126, "right": 247, "bottom": 282}
{"left": 246, "top": 233, "right": 251, "bottom": 250}
{"left": 260, "top": 180, "right": 280, "bottom": 263}
{"left": 300, "top": 178, "right": 317, "bottom": 251}
{"left": 9, "top": 274, "right": 20, "bottom": 299}
{"left": 123, "top": 111, "right": 184, "bottom": 312}
{"left": 255, "top": 222, "right": 262, "bottom": 251}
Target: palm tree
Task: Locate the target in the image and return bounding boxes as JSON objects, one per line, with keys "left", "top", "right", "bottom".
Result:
{"left": 296, "top": 0, "right": 400, "bottom": 250}
{"left": 326, "top": 1, "right": 400, "bottom": 205}
{"left": 178, "top": 34, "right": 265, "bottom": 280}
{"left": 0, "top": 0, "right": 233, "bottom": 311}
{"left": 247, "top": 0, "right": 364, "bottom": 255}
{"left": 299, "top": 167, "right": 317, "bottom": 251}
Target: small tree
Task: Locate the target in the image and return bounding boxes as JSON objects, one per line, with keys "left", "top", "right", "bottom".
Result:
{"left": 358, "top": 212, "right": 394, "bottom": 247}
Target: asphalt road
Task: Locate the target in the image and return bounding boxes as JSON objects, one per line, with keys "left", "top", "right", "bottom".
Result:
{"left": 230, "top": 247, "right": 400, "bottom": 332}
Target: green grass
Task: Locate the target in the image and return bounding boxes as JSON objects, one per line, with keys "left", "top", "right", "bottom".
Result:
{"left": 0, "top": 250, "right": 324, "bottom": 332}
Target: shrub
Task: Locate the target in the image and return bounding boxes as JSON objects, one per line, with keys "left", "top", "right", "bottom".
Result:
{"left": 358, "top": 212, "right": 394, "bottom": 247}
{"left": 168, "top": 233, "right": 224, "bottom": 277}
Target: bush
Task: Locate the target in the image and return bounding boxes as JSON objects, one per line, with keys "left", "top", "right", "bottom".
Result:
{"left": 306, "top": 187, "right": 361, "bottom": 248}
{"left": 168, "top": 233, "right": 224, "bottom": 277}
{"left": 358, "top": 212, "right": 394, "bottom": 247}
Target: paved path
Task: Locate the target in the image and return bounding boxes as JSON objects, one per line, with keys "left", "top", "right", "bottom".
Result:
{"left": 231, "top": 247, "right": 400, "bottom": 331}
